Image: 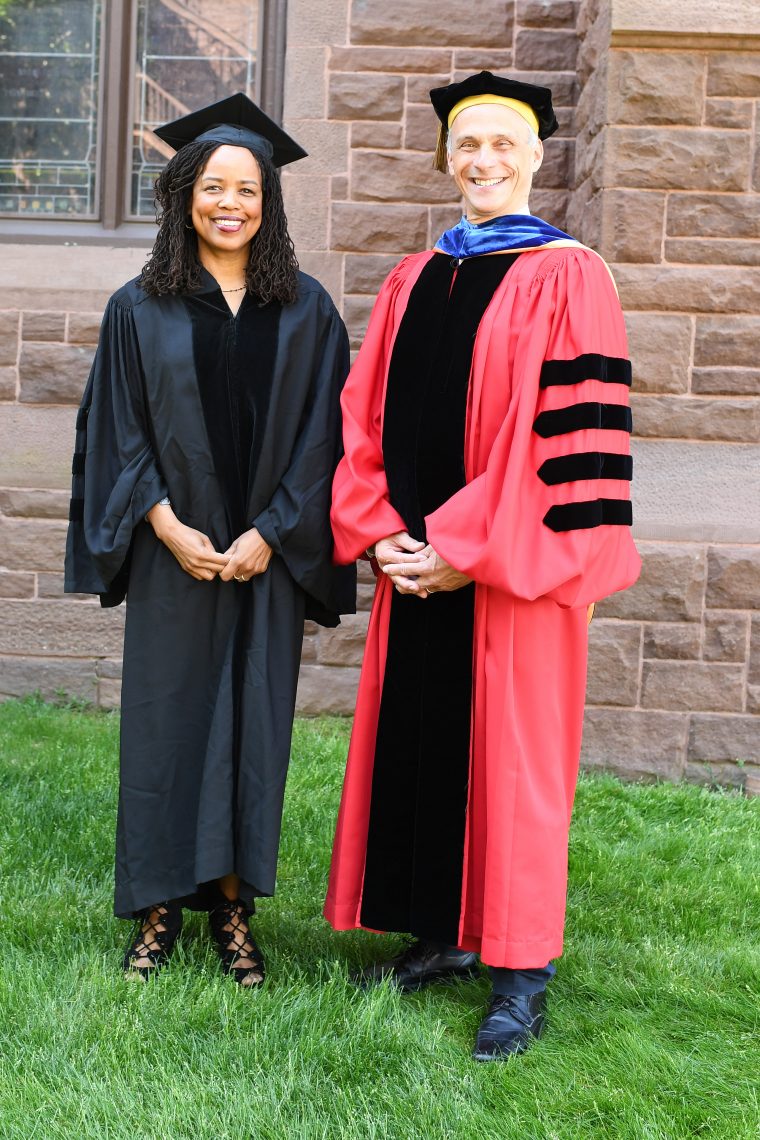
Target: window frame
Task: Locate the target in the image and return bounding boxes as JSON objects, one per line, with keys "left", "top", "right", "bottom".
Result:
{"left": 0, "top": 0, "right": 286, "bottom": 246}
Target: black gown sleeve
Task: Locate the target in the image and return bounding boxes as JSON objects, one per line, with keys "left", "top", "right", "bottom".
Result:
{"left": 253, "top": 298, "right": 356, "bottom": 623}
{"left": 64, "top": 296, "right": 168, "bottom": 607}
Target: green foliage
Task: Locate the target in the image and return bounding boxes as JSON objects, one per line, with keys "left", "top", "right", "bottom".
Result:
{"left": 0, "top": 700, "right": 757, "bottom": 1139}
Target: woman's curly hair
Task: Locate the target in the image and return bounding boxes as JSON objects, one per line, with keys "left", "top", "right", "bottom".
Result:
{"left": 139, "top": 139, "right": 299, "bottom": 305}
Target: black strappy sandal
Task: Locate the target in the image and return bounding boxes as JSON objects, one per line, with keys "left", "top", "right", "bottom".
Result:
{"left": 207, "top": 895, "right": 265, "bottom": 987}
{"left": 122, "top": 900, "right": 183, "bottom": 980}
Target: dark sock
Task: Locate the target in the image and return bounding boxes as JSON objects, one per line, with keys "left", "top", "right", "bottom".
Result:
{"left": 489, "top": 963, "right": 556, "bottom": 997}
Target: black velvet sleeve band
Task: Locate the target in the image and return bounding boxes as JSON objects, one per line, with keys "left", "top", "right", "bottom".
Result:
{"left": 533, "top": 402, "right": 632, "bottom": 439}
{"left": 539, "top": 353, "right": 632, "bottom": 389}
{"left": 537, "top": 451, "right": 633, "bottom": 486}
{"left": 543, "top": 498, "right": 633, "bottom": 532}
{"left": 72, "top": 452, "right": 86, "bottom": 475}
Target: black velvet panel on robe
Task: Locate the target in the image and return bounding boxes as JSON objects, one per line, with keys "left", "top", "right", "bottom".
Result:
{"left": 64, "top": 269, "right": 354, "bottom": 917}
{"left": 359, "top": 252, "right": 519, "bottom": 945}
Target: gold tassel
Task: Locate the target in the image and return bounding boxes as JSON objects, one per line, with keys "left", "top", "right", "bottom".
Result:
{"left": 433, "top": 124, "right": 448, "bottom": 173}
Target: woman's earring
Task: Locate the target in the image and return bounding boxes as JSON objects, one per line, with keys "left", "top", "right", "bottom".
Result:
{"left": 185, "top": 217, "right": 194, "bottom": 230}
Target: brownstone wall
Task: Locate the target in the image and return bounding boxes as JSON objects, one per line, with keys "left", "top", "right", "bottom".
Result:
{"left": 570, "top": 0, "right": 760, "bottom": 790}
{"left": 0, "top": 0, "right": 757, "bottom": 790}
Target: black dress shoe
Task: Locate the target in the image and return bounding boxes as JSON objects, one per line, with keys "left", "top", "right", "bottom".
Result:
{"left": 353, "top": 939, "right": 480, "bottom": 992}
{"left": 472, "top": 991, "right": 546, "bottom": 1061}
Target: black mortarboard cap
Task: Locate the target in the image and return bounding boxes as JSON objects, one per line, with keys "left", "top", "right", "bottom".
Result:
{"left": 154, "top": 92, "right": 308, "bottom": 168}
{"left": 430, "top": 71, "right": 558, "bottom": 140}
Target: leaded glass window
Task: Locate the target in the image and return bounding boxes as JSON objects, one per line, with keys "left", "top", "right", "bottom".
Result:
{"left": 0, "top": 0, "right": 102, "bottom": 217}
{"left": 130, "top": 0, "right": 258, "bottom": 218}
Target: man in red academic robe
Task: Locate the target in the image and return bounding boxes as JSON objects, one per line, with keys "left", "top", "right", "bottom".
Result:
{"left": 325, "top": 72, "right": 641, "bottom": 1061}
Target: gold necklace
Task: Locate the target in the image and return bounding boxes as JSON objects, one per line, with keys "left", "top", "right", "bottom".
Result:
{"left": 221, "top": 285, "right": 246, "bottom": 293}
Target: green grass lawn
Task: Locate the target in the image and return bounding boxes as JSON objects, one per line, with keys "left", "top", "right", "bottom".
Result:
{"left": 0, "top": 697, "right": 757, "bottom": 1140}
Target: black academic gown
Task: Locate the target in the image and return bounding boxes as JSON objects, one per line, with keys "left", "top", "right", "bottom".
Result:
{"left": 64, "top": 269, "right": 355, "bottom": 917}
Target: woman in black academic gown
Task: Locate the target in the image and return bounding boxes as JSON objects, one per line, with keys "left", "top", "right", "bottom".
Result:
{"left": 64, "top": 95, "right": 354, "bottom": 984}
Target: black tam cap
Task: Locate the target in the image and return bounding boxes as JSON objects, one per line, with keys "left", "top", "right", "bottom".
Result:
{"left": 154, "top": 92, "right": 308, "bottom": 168}
{"left": 429, "top": 71, "right": 558, "bottom": 171}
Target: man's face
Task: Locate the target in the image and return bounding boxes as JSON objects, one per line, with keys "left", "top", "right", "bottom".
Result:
{"left": 447, "top": 104, "right": 544, "bottom": 224}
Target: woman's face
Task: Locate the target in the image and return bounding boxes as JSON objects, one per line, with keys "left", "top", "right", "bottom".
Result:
{"left": 190, "top": 144, "right": 263, "bottom": 261}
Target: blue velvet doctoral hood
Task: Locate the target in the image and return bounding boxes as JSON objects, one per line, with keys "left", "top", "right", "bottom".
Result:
{"left": 436, "top": 212, "right": 576, "bottom": 260}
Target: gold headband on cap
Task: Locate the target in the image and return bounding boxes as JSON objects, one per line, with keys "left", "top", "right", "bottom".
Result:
{"left": 447, "top": 94, "right": 540, "bottom": 135}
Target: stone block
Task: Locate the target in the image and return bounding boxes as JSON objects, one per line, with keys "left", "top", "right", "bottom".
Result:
{"left": 749, "top": 616, "right": 760, "bottom": 686}
{"left": 406, "top": 74, "right": 451, "bottom": 104}
{"left": 597, "top": 190, "right": 665, "bottom": 264}
{"left": 357, "top": 581, "right": 376, "bottom": 611}
{"left": 605, "top": 128, "right": 749, "bottom": 192}
{"left": 684, "top": 759, "right": 747, "bottom": 791}
{"left": 295, "top": 253, "right": 343, "bottom": 308}
{"left": 329, "top": 73, "right": 405, "bottom": 121}
{"left": 18, "top": 342, "right": 94, "bottom": 404}
{"left": 331, "top": 203, "right": 429, "bottom": 253}
{"left": 0, "top": 517, "right": 68, "bottom": 572}
{"left": 598, "top": 543, "right": 705, "bottom": 622}
{"left": 404, "top": 104, "right": 438, "bottom": 152}
{"left": 296, "top": 663, "right": 360, "bottom": 716}
{"left": 0, "top": 488, "right": 69, "bottom": 518}
{"left": 282, "top": 175, "right": 330, "bottom": 251}
{"left": 344, "top": 254, "right": 399, "bottom": 295}
{"left": 667, "top": 193, "right": 760, "bottom": 240}
{"left": 0, "top": 599, "right": 124, "bottom": 657}
{"left": 688, "top": 713, "right": 759, "bottom": 764}
{"left": 580, "top": 708, "right": 687, "bottom": 782}
{"left": 707, "top": 53, "right": 760, "bottom": 98}
{"left": 300, "top": 634, "right": 317, "bottom": 662}
{"left": 585, "top": 621, "right": 641, "bottom": 706}
{"left": 329, "top": 47, "right": 453, "bottom": 74}
{"left": 0, "top": 655, "right": 98, "bottom": 703}
{"left": 317, "top": 612, "right": 369, "bottom": 666}
{"left": 97, "top": 658, "right": 122, "bottom": 679}
{"left": 21, "top": 312, "right": 66, "bottom": 342}
{"left": 691, "top": 369, "right": 760, "bottom": 397}
{"left": 665, "top": 240, "right": 760, "bottom": 267}
{"left": 350, "top": 0, "right": 511, "bottom": 47}
{"left": 630, "top": 394, "right": 760, "bottom": 444}
{"left": 344, "top": 295, "right": 376, "bottom": 350}
{"left": 0, "top": 311, "right": 19, "bottom": 366}
{"left": 0, "top": 405, "right": 77, "bottom": 490}
{"left": 706, "top": 546, "right": 760, "bottom": 610}
{"left": 527, "top": 190, "right": 570, "bottom": 230}
{"left": 515, "top": 29, "right": 578, "bottom": 71}
{"left": 454, "top": 49, "right": 514, "bottom": 70}
{"left": 284, "top": 45, "right": 327, "bottom": 120}
{"left": 532, "top": 138, "right": 573, "bottom": 191}
{"left": 66, "top": 312, "right": 103, "bottom": 344}
{"left": 281, "top": 120, "right": 349, "bottom": 178}
{"left": 37, "top": 572, "right": 84, "bottom": 599}
{"left": 351, "top": 122, "right": 403, "bottom": 150}
{"left": 625, "top": 313, "right": 691, "bottom": 394}
{"left": 704, "top": 611, "right": 749, "bottom": 663}
{"left": 642, "top": 660, "right": 745, "bottom": 713}
{"left": 643, "top": 623, "right": 701, "bottom": 660}
{"left": 694, "top": 315, "right": 760, "bottom": 367}
{"left": 615, "top": 265, "right": 760, "bottom": 315}
{"left": 517, "top": 0, "right": 578, "bottom": 29}
{"left": 608, "top": 51, "right": 703, "bottom": 126}
{"left": 0, "top": 367, "right": 16, "bottom": 399}
{"left": 704, "top": 99, "right": 753, "bottom": 130}
{"left": 98, "top": 677, "right": 122, "bottom": 709}
{"left": 0, "top": 572, "right": 35, "bottom": 599}
{"left": 331, "top": 174, "right": 348, "bottom": 201}
{"left": 288, "top": 0, "right": 348, "bottom": 47}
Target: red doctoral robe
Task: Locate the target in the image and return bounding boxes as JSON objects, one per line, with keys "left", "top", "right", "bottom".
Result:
{"left": 325, "top": 243, "right": 641, "bottom": 967}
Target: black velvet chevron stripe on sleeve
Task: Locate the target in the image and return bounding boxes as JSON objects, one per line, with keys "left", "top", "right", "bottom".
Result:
{"left": 539, "top": 353, "right": 632, "bottom": 389}
{"left": 533, "top": 402, "right": 632, "bottom": 439}
{"left": 72, "top": 452, "right": 86, "bottom": 475}
{"left": 543, "top": 498, "right": 633, "bottom": 532}
{"left": 75, "top": 406, "right": 89, "bottom": 430}
{"left": 537, "top": 451, "right": 633, "bottom": 486}
{"left": 69, "top": 498, "right": 84, "bottom": 522}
